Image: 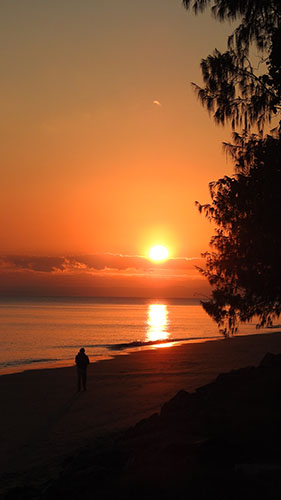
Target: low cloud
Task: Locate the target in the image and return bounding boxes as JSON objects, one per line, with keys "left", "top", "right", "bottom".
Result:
{"left": 0, "top": 255, "right": 66, "bottom": 272}
{"left": 0, "top": 254, "right": 204, "bottom": 274}
{"left": 0, "top": 254, "right": 209, "bottom": 298}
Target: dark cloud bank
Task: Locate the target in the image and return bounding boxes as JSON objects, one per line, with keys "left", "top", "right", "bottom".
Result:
{"left": 0, "top": 254, "right": 204, "bottom": 273}
{"left": 0, "top": 254, "right": 209, "bottom": 298}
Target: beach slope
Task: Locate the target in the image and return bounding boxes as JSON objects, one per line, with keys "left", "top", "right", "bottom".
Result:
{"left": 2, "top": 332, "right": 281, "bottom": 496}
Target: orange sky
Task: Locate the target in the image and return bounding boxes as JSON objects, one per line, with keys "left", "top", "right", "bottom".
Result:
{"left": 0, "top": 0, "right": 235, "bottom": 298}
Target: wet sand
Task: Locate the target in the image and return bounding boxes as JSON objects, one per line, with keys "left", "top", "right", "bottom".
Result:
{"left": 1, "top": 332, "right": 281, "bottom": 490}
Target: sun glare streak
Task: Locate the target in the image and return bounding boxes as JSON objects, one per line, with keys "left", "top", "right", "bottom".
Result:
{"left": 146, "top": 304, "right": 169, "bottom": 342}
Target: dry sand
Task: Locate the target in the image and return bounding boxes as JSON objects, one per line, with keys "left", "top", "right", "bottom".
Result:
{"left": 1, "top": 332, "right": 281, "bottom": 490}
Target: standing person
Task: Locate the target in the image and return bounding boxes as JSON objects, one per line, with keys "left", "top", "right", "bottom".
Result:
{"left": 75, "top": 347, "right": 90, "bottom": 392}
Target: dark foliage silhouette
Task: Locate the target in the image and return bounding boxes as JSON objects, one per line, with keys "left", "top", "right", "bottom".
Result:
{"left": 182, "top": 0, "right": 281, "bottom": 131}
{"left": 183, "top": 1, "right": 281, "bottom": 334}
{"left": 196, "top": 133, "right": 281, "bottom": 335}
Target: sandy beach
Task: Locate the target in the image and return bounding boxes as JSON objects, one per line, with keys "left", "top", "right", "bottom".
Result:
{"left": 2, "top": 331, "right": 281, "bottom": 493}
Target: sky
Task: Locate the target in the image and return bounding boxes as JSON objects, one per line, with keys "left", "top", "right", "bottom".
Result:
{"left": 0, "top": 0, "right": 235, "bottom": 298}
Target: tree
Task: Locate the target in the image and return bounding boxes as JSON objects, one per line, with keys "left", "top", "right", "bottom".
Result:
{"left": 182, "top": 1, "right": 281, "bottom": 334}
{"left": 182, "top": 0, "right": 281, "bottom": 131}
{"left": 197, "top": 133, "right": 281, "bottom": 335}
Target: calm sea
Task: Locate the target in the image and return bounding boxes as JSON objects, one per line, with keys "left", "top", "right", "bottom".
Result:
{"left": 0, "top": 297, "right": 278, "bottom": 375}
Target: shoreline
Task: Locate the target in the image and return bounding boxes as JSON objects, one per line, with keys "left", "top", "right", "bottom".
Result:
{"left": 0, "top": 337, "right": 218, "bottom": 377}
{"left": 2, "top": 331, "right": 281, "bottom": 493}
{"left": 1, "top": 330, "right": 280, "bottom": 377}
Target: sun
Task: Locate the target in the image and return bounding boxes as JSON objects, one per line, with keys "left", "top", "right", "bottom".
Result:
{"left": 149, "top": 245, "right": 169, "bottom": 261}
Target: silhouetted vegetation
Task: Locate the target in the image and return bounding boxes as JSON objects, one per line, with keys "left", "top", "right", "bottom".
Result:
{"left": 196, "top": 133, "right": 281, "bottom": 335}
{"left": 183, "top": 1, "right": 281, "bottom": 131}
{"left": 183, "top": 1, "right": 281, "bottom": 334}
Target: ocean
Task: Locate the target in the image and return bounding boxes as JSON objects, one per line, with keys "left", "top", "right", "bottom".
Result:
{"left": 0, "top": 297, "right": 278, "bottom": 375}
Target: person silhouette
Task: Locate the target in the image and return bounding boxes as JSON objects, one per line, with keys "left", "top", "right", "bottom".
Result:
{"left": 75, "top": 347, "right": 90, "bottom": 392}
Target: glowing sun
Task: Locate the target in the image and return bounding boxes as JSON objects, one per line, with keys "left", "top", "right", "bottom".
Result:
{"left": 149, "top": 245, "right": 169, "bottom": 261}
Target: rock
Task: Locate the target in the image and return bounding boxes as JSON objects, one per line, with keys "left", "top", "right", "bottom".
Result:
{"left": 4, "top": 486, "right": 39, "bottom": 500}
{"left": 196, "top": 437, "right": 243, "bottom": 467}
{"left": 160, "top": 390, "right": 192, "bottom": 418}
{"left": 215, "top": 365, "right": 256, "bottom": 384}
{"left": 125, "top": 412, "right": 159, "bottom": 438}
{"left": 259, "top": 351, "right": 281, "bottom": 368}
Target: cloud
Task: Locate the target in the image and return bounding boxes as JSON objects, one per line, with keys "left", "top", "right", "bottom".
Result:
{"left": 0, "top": 255, "right": 66, "bottom": 272}
{"left": 0, "top": 253, "right": 204, "bottom": 274}
{"left": 0, "top": 254, "right": 209, "bottom": 298}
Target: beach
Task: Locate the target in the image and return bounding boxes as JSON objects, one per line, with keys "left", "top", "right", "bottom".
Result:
{"left": 2, "top": 331, "right": 281, "bottom": 494}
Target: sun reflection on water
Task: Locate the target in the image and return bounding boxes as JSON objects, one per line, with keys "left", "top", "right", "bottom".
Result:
{"left": 146, "top": 304, "right": 169, "bottom": 343}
